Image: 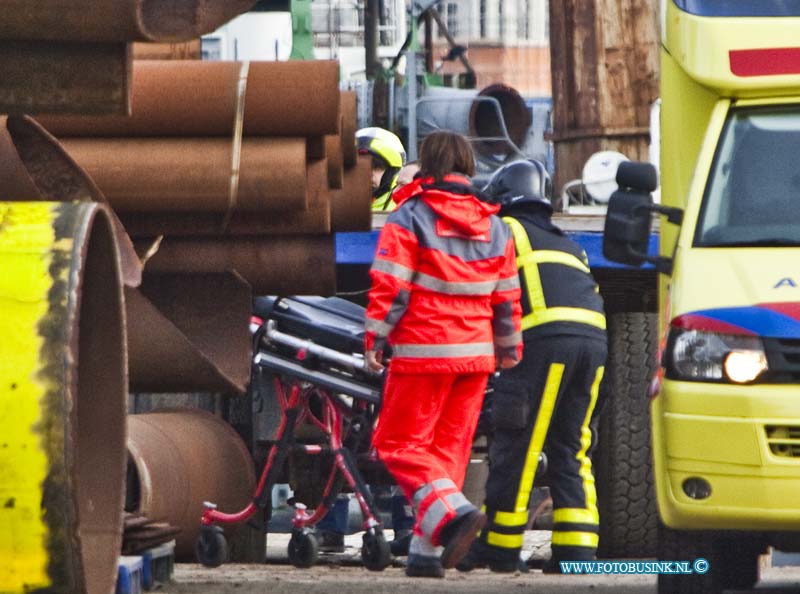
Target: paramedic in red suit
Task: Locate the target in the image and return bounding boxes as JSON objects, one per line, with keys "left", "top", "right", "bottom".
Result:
{"left": 364, "top": 131, "right": 523, "bottom": 578}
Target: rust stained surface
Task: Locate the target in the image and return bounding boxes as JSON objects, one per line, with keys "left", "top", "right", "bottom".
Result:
{"left": 3, "top": 115, "right": 141, "bottom": 286}
{"left": 0, "top": 41, "right": 131, "bottom": 115}
{"left": 4, "top": 203, "right": 127, "bottom": 594}
{"left": 38, "top": 60, "right": 341, "bottom": 137}
{"left": 548, "top": 0, "right": 660, "bottom": 189}
{"left": 139, "top": 236, "right": 336, "bottom": 296}
{"left": 0, "top": 0, "right": 256, "bottom": 42}
{"left": 127, "top": 409, "right": 256, "bottom": 559}
{"left": 126, "top": 272, "right": 252, "bottom": 393}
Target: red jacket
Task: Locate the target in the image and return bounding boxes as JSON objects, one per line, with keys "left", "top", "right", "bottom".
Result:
{"left": 365, "top": 175, "right": 523, "bottom": 374}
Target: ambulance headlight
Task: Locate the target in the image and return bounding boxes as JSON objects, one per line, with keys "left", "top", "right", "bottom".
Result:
{"left": 667, "top": 329, "right": 767, "bottom": 383}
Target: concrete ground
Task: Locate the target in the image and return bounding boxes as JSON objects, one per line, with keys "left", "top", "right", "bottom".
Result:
{"left": 163, "top": 531, "right": 800, "bottom": 594}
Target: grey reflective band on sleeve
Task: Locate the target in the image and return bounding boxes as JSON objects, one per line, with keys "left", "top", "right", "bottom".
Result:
{"left": 412, "top": 271, "right": 498, "bottom": 295}
{"left": 371, "top": 258, "right": 415, "bottom": 282}
{"left": 365, "top": 317, "right": 393, "bottom": 337}
{"left": 494, "top": 331, "right": 522, "bottom": 347}
{"left": 495, "top": 275, "right": 521, "bottom": 291}
{"left": 392, "top": 342, "right": 495, "bottom": 358}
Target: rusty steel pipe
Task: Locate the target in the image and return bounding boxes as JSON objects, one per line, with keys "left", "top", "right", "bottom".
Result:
{"left": 60, "top": 137, "right": 310, "bottom": 213}
{"left": 340, "top": 91, "right": 358, "bottom": 168}
{"left": 0, "top": 41, "right": 131, "bottom": 115}
{"left": 331, "top": 155, "right": 373, "bottom": 232}
{"left": 325, "top": 133, "right": 344, "bottom": 190}
{"left": 140, "top": 236, "right": 336, "bottom": 295}
{"left": 0, "top": 202, "right": 127, "bottom": 594}
{"left": 38, "top": 60, "right": 341, "bottom": 138}
{"left": 126, "top": 409, "right": 256, "bottom": 560}
{"left": 0, "top": 0, "right": 256, "bottom": 42}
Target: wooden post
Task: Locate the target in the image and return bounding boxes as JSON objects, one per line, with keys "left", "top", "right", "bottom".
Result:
{"left": 548, "top": 0, "right": 660, "bottom": 193}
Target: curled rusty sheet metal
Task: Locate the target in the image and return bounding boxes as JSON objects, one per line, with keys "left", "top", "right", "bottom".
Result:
{"left": 0, "top": 115, "right": 141, "bottom": 285}
{"left": 331, "top": 155, "right": 373, "bottom": 232}
{"left": 126, "top": 272, "right": 252, "bottom": 393}
{"left": 127, "top": 409, "right": 256, "bottom": 560}
{"left": 0, "top": 202, "right": 127, "bottom": 594}
{"left": 38, "top": 60, "right": 342, "bottom": 137}
{"left": 139, "top": 236, "right": 336, "bottom": 295}
{"left": 0, "top": 0, "right": 257, "bottom": 42}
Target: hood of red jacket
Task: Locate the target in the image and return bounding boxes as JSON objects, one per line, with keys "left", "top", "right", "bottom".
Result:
{"left": 393, "top": 175, "right": 500, "bottom": 236}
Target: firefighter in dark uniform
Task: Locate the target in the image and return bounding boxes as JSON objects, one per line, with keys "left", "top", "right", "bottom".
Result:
{"left": 458, "top": 159, "right": 608, "bottom": 573}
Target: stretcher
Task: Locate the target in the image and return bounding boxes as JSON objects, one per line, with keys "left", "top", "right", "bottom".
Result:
{"left": 195, "top": 296, "right": 391, "bottom": 570}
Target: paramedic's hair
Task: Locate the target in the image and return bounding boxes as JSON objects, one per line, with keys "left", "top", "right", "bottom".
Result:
{"left": 418, "top": 131, "right": 475, "bottom": 182}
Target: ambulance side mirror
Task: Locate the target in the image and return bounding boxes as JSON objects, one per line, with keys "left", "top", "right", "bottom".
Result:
{"left": 602, "top": 162, "right": 682, "bottom": 275}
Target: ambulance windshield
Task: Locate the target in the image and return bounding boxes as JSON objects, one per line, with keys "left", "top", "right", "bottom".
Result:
{"left": 695, "top": 106, "right": 800, "bottom": 248}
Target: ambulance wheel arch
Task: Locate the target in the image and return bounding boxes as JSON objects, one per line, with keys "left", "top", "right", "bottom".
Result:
{"left": 595, "top": 311, "right": 659, "bottom": 558}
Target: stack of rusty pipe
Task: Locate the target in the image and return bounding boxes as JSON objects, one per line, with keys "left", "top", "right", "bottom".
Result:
{"left": 0, "top": 0, "right": 256, "bottom": 114}
{"left": 37, "top": 59, "right": 373, "bottom": 394}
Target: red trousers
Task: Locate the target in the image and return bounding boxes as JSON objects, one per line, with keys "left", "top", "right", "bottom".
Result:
{"left": 372, "top": 370, "right": 488, "bottom": 501}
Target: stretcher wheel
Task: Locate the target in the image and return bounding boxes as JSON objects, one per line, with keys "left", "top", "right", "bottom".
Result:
{"left": 361, "top": 529, "right": 391, "bottom": 571}
{"left": 196, "top": 525, "right": 227, "bottom": 568}
{"left": 288, "top": 530, "right": 319, "bottom": 568}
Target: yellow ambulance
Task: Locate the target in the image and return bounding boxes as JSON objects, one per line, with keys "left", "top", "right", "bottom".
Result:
{"left": 604, "top": 1, "right": 800, "bottom": 591}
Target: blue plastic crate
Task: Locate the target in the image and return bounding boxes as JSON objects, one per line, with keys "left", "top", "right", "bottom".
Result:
{"left": 142, "top": 540, "right": 176, "bottom": 590}
{"left": 116, "top": 556, "right": 144, "bottom": 594}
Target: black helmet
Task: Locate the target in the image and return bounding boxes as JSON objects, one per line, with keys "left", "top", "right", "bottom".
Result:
{"left": 483, "top": 159, "right": 553, "bottom": 212}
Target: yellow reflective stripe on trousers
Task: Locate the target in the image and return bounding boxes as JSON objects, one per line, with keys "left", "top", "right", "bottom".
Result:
{"left": 0, "top": 203, "right": 58, "bottom": 592}
{"left": 493, "top": 509, "right": 530, "bottom": 527}
{"left": 514, "top": 363, "right": 564, "bottom": 512}
{"left": 576, "top": 366, "right": 604, "bottom": 526}
{"left": 523, "top": 307, "right": 607, "bottom": 330}
{"left": 487, "top": 531, "right": 525, "bottom": 549}
{"left": 551, "top": 531, "right": 600, "bottom": 548}
{"left": 553, "top": 508, "right": 599, "bottom": 525}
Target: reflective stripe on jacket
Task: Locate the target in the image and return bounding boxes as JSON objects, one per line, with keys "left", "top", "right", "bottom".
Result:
{"left": 365, "top": 175, "right": 523, "bottom": 374}
{"left": 502, "top": 213, "right": 606, "bottom": 340}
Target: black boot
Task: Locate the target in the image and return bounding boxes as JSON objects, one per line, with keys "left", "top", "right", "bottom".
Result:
{"left": 406, "top": 554, "right": 445, "bottom": 578}
{"left": 390, "top": 529, "right": 412, "bottom": 557}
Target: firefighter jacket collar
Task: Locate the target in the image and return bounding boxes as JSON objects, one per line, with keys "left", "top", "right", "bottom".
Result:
{"left": 393, "top": 175, "right": 500, "bottom": 238}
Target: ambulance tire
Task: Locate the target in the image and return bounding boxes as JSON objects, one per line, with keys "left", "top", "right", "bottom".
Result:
{"left": 595, "top": 312, "right": 658, "bottom": 558}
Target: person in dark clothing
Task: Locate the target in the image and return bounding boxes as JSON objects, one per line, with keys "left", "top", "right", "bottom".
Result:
{"left": 458, "top": 159, "right": 608, "bottom": 573}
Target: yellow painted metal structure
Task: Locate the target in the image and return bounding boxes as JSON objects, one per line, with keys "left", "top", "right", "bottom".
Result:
{"left": 655, "top": 0, "right": 800, "bottom": 530}
{"left": 0, "top": 201, "right": 127, "bottom": 594}
{"left": 0, "top": 203, "right": 61, "bottom": 592}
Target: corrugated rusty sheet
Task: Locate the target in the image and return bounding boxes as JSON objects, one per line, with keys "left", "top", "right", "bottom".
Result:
{"left": 549, "top": 0, "right": 660, "bottom": 190}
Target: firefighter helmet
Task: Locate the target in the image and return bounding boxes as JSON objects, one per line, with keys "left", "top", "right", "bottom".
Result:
{"left": 356, "top": 127, "right": 406, "bottom": 169}
{"left": 483, "top": 159, "right": 553, "bottom": 212}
